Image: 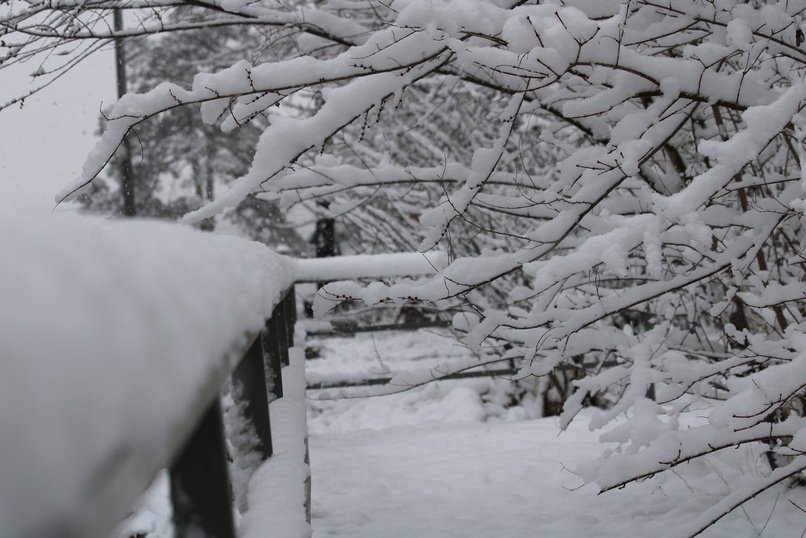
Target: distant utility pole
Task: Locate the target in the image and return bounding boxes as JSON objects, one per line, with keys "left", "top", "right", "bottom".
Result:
{"left": 114, "top": 9, "right": 136, "bottom": 217}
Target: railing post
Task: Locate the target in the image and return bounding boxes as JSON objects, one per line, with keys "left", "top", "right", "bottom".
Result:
{"left": 232, "top": 333, "right": 273, "bottom": 458}
{"left": 168, "top": 286, "right": 297, "bottom": 538}
{"left": 284, "top": 284, "right": 297, "bottom": 345}
{"left": 265, "top": 289, "right": 293, "bottom": 399}
{"left": 169, "top": 398, "right": 236, "bottom": 538}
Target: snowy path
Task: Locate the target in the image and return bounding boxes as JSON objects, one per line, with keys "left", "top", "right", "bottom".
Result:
{"left": 310, "top": 411, "right": 806, "bottom": 537}
{"left": 307, "top": 332, "right": 806, "bottom": 538}
{"left": 310, "top": 418, "right": 601, "bottom": 538}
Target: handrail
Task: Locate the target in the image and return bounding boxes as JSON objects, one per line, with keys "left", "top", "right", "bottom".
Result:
{"left": 169, "top": 288, "right": 298, "bottom": 538}
{"left": 0, "top": 215, "right": 300, "bottom": 538}
{"left": 3, "top": 222, "right": 449, "bottom": 538}
{"left": 305, "top": 318, "right": 452, "bottom": 337}
{"left": 294, "top": 251, "right": 447, "bottom": 282}
{"left": 151, "top": 252, "right": 448, "bottom": 536}
{"left": 5, "top": 289, "right": 297, "bottom": 538}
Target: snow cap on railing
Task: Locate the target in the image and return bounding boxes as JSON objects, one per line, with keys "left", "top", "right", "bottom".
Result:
{"left": 0, "top": 209, "right": 295, "bottom": 538}
{"left": 293, "top": 250, "right": 448, "bottom": 282}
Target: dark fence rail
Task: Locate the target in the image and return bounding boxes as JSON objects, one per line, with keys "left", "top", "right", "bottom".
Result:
{"left": 306, "top": 361, "right": 620, "bottom": 391}
{"left": 306, "top": 367, "right": 521, "bottom": 390}
{"left": 169, "top": 287, "right": 299, "bottom": 538}
{"left": 306, "top": 319, "right": 451, "bottom": 338}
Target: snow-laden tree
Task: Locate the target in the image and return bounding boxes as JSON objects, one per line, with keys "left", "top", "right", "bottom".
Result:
{"left": 6, "top": 0, "right": 806, "bottom": 533}
{"left": 73, "top": 8, "right": 308, "bottom": 251}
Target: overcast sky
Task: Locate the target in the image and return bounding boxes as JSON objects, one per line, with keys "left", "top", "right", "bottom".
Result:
{"left": 0, "top": 50, "right": 115, "bottom": 215}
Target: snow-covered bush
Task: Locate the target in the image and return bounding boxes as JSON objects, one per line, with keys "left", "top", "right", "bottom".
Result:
{"left": 5, "top": 0, "right": 806, "bottom": 532}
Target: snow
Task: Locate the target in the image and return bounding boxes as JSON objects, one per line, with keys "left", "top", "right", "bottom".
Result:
{"left": 306, "top": 334, "right": 806, "bottom": 538}
{"left": 0, "top": 208, "right": 295, "bottom": 538}
{"left": 9, "top": 0, "right": 806, "bottom": 533}
{"left": 340, "top": 412, "right": 794, "bottom": 537}
{"left": 241, "top": 346, "right": 312, "bottom": 538}
{"left": 108, "top": 330, "right": 806, "bottom": 537}
{"left": 310, "top": 386, "right": 806, "bottom": 538}
{"left": 663, "top": 82, "right": 806, "bottom": 218}
{"left": 305, "top": 330, "right": 477, "bottom": 390}
{"left": 59, "top": 22, "right": 452, "bottom": 214}
{"left": 295, "top": 251, "right": 447, "bottom": 282}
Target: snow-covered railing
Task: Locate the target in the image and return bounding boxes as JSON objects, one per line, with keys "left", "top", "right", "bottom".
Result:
{"left": 294, "top": 250, "right": 448, "bottom": 283}
{"left": 1, "top": 209, "right": 457, "bottom": 538}
{"left": 169, "top": 287, "right": 301, "bottom": 538}
{"left": 0, "top": 212, "right": 304, "bottom": 538}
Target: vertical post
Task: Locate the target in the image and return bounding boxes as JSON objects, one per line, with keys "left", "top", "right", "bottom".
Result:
{"left": 312, "top": 215, "right": 337, "bottom": 259}
{"left": 113, "top": 9, "right": 136, "bottom": 217}
{"left": 264, "top": 291, "right": 291, "bottom": 399}
{"left": 169, "top": 399, "right": 236, "bottom": 538}
{"left": 232, "top": 333, "right": 273, "bottom": 458}
{"left": 264, "top": 314, "right": 285, "bottom": 400}
{"left": 305, "top": 207, "right": 336, "bottom": 317}
{"left": 283, "top": 285, "right": 297, "bottom": 355}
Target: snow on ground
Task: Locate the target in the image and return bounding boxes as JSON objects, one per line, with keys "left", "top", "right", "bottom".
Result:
{"left": 240, "top": 346, "right": 312, "bottom": 538}
{"left": 115, "top": 328, "right": 806, "bottom": 537}
{"left": 308, "top": 332, "right": 806, "bottom": 538}
{"left": 310, "top": 407, "right": 806, "bottom": 537}
{"left": 305, "top": 329, "right": 486, "bottom": 390}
